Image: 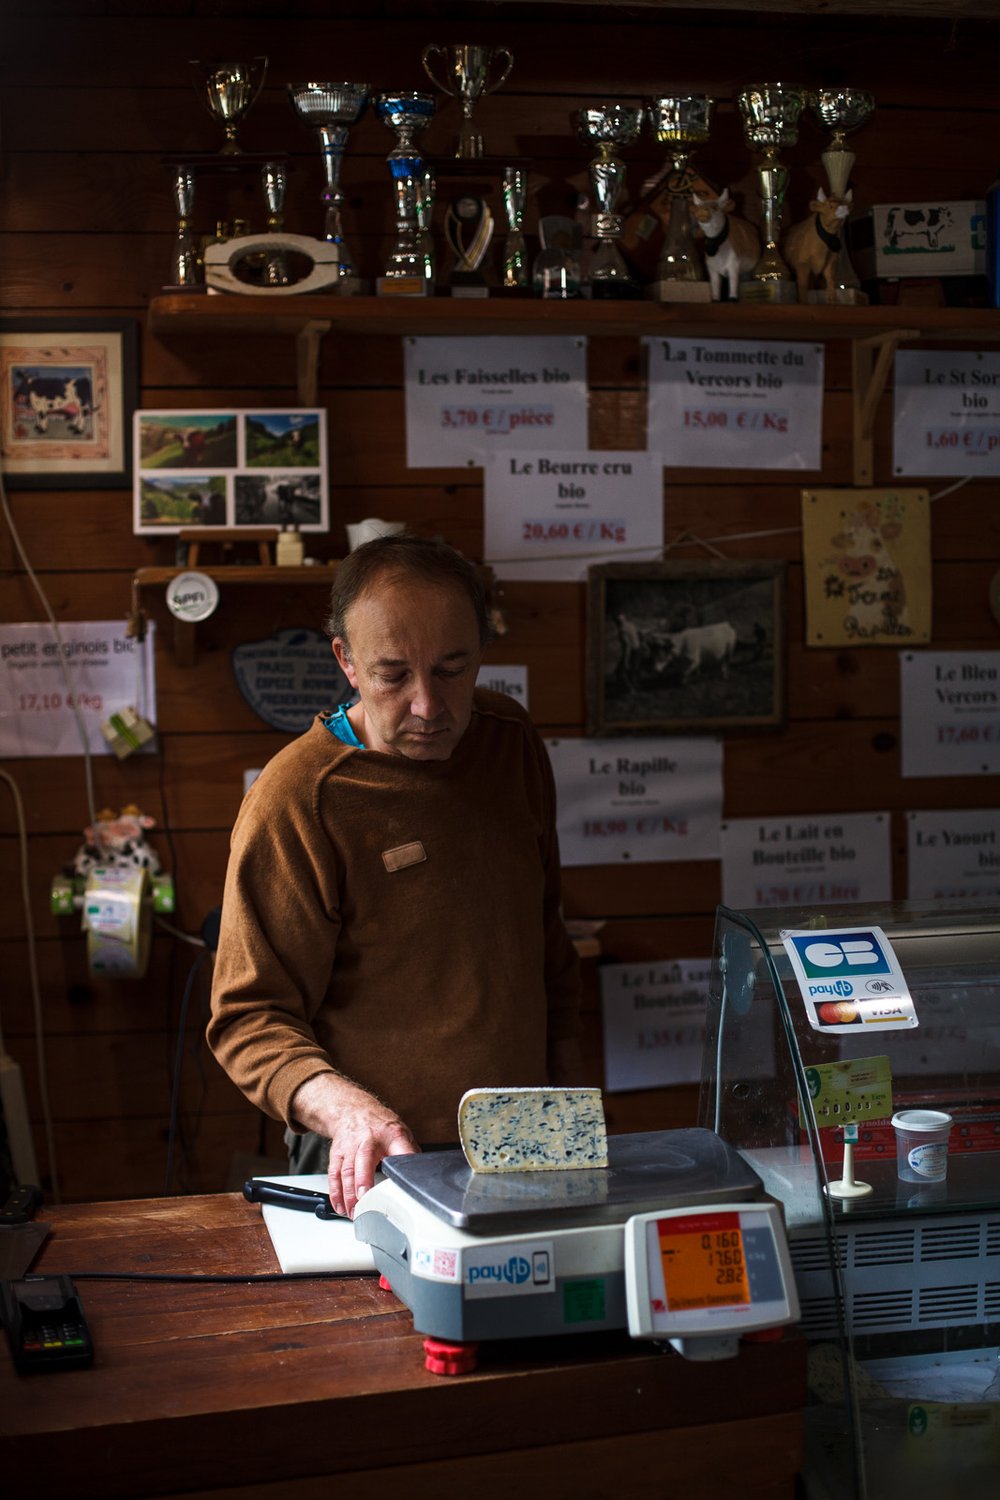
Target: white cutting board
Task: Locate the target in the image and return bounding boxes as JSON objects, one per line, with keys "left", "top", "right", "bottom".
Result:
{"left": 253, "top": 1173, "right": 377, "bottom": 1274}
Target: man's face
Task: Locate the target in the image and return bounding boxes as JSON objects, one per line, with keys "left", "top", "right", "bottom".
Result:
{"left": 332, "top": 576, "right": 483, "bottom": 760}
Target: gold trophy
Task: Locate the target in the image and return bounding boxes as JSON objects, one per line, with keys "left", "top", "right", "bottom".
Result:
{"left": 190, "top": 57, "right": 267, "bottom": 155}
{"left": 810, "top": 88, "right": 875, "bottom": 303}
{"left": 737, "top": 82, "right": 806, "bottom": 303}
{"left": 648, "top": 95, "right": 714, "bottom": 302}
{"left": 420, "top": 43, "right": 513, "bottom": 159}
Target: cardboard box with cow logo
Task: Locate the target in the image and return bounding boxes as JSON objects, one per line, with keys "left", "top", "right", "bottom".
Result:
{"left": 849, "top": 199, "right": 986, "bottom": 280}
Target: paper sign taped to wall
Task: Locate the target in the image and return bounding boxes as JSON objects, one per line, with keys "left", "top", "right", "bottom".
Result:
{"left": 0, "top": 620, "right": 156, "bottom": 758}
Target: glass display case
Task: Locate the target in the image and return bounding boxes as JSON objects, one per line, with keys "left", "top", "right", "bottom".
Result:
{"left": 699, "top": 901, "right": 1000, "bottom": 1500}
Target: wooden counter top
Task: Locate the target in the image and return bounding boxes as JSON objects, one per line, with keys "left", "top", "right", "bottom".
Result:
{"left": 1, "top": 1192, "right": 807, "bottom": 1499}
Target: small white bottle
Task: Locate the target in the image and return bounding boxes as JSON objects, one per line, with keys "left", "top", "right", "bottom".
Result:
{"left": 276, "top": 524, "right": 304, "bottom": 566}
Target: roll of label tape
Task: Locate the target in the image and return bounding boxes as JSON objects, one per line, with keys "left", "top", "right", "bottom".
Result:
{"left": 83, "top": 865, "right": 152, "bottom": 978}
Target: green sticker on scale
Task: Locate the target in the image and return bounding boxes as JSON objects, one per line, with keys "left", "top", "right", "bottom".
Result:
{"left": 805, "top": 1055, "right": 893, "bottom": 1129}
{"left": 563, "top": 1278, "right": 605, "bottom": 1323}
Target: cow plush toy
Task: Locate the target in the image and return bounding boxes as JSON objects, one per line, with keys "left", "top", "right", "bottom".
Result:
{"left": 68, "top": 805, "right": 162, "bottom": 881}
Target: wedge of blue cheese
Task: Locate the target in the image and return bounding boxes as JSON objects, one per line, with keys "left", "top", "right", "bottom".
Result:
{"left": 457, "top": 1086, "right": 608, "bottom": 1172}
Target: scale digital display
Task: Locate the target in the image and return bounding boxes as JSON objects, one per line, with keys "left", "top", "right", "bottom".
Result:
{"left": 657, "top": 1211, "right": 750, "bottom": 1312}
{"left": 624, "top": 1201, "right": 798, "bottom": 1345}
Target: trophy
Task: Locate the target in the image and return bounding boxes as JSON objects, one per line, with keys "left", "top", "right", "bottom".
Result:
{"left": 416, "top": 169, "right": 436, "bottom": 290}
{"left": 810, "top": 87, "right": 875, "bottom": 302}
{"left": 374, "top": 93, "right": 437, "bottom": 295}
{"left": 737, "top": 82, "right": 807, "bottom": 302}
{"left": 578, "top": 104, "right": 643, "bottom": 298}
{"left": 647, "top": 95, "right": 714, "bottom": 301}
{"left": 421, "top": 42, "right": 513, "bottom": 159}
{"left": 190, "top": 57, "right": 267, "bottom": 154}
{"left": 501, "top": 166, "right": 529, "bottom": 290}
{"left": 445, "top": 195, "right": 494, "bottom": 296}
{"left": 260, "top": 160, "right": 290, "bottom": 286}
{"left": 167, "top": 165, "right": 200, "bottom": 288}
{"left": 288, "top": 82, "right": 370, "bottom": 285}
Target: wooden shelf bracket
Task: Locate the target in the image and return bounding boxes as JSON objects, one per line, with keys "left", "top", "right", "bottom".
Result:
{"left": 850, "top": 327, "right": 919, "bottom": 488}
{"left": 296, "top": 318, "right": 331, "bottom": 406}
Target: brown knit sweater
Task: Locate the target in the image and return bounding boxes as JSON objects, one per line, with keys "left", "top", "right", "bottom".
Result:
{"left": 207, "top": 690, "right": 581, "bottom": 1144}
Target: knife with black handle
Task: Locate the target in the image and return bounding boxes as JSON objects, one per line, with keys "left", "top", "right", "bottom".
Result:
{"left": 242, "top": 1179, "right": 347, "bottom": 1220}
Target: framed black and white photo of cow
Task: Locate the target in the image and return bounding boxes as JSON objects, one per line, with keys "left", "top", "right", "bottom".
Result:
{"left": 586, "top": 558, "right": 787, "bottom": 736}
{"left": 0, "top": 318, "right": 138, "bottom": 488}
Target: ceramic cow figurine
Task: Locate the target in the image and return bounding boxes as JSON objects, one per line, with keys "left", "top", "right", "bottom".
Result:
{"left": 783, "top": 187, "right": 853, "bottom": 302}
{"left": 690, "top": 189, "right": 760, "bottom": 301}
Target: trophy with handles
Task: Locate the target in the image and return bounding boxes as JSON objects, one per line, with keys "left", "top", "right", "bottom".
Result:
{"left": 191, "top": 57, "right": 267, "bottom": 155}
{"left": 421, "top": 42, "right": 513, "bottom": 159}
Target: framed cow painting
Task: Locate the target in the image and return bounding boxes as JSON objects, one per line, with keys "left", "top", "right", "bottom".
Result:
{"left": 0, "top": 318, "right": 138, "bottom": 488}
{"left": 586, "top": 559, "right": 787, "bottom": 736}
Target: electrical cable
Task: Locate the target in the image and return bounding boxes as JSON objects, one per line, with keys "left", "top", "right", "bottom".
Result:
{"left": 163, "top": 943, "right": 211, "bottom": 1195}
{"left": 0, "top": 769, "right": 60, "bottom": 1202}
{"left": 66, "top": 1270, "right": 378, "bottom": 1282}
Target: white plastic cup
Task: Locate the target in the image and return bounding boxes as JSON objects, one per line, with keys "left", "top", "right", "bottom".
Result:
{"left": 891, "top": 1109, "right": 953, "bottom": 1183}
{"left": 345, "top": 518, "right": 405, "bottom": 551}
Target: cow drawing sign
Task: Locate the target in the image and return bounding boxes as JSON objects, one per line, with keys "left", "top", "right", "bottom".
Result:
{"left": 0, "top": 319, "right": 136, "bottom": 487}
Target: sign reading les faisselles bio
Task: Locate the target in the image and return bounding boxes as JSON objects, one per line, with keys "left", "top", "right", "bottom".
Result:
{"left": 781, "top": 926, "right": 918, "bottom": 1035}
{"left": 404, "top": 336, "right": 588, "bottom": 468}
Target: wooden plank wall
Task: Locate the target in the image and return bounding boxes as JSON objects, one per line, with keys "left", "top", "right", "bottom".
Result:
{"left": 3, "top": 2, "right": 1000, "bottom": 1202}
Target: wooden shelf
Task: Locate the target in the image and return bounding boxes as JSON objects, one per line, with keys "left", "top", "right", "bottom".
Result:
{"left": 133, "top": 563, "right": 337, "bottom": 665}
{"left": 134, "top": 564, "right": 335, "bottom": 587}
{"left": 148, "top": 292, "right": 1000, "bottom": 347}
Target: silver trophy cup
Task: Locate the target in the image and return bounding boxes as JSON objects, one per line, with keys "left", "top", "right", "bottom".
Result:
{"left": 375, "top": 93, "right": 437, "bottom": 291}
{"left": 578, "top": 104, "right": 644, "bottom": 297}
{"left": 288, "top": 82, "right": 370, "bottom": 282}
{"left": 421, "top": 42, "right": 513, "bottom": 159}
{"left": 191, "top": 56, "right": 267, "bottom": 155}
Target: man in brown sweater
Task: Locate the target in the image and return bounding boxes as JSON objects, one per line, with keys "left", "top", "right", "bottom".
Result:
{"left": 208, "top": 535, "right": 582, "bottom": 1217}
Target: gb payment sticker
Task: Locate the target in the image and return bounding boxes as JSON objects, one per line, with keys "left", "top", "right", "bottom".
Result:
{"left": 463, "top": 1239, "right": 556, "bottom": 1299}
{"left": 781, "top": 926, "right": 918, "bottom": 1033}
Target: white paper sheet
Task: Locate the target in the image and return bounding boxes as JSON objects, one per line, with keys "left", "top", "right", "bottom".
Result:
{"left": 0, "top": 619, "right": 156, "bottom": 758}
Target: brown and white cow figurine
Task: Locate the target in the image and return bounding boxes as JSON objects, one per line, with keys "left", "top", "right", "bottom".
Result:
{"left": 783, "top": 187, "right": 853, "bottom": 302}
{"left": 690, "top": 190, "right": 760, "bottom": 302}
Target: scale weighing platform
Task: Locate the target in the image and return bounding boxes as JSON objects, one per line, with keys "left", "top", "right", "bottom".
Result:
{"left": 351, "top": 1128, "right": 799, "bottom": 1365}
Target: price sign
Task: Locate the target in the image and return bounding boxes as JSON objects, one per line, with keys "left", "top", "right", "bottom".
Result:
{"left": 0, "top": 620, "right": 157, "bottom": 758}
{"left": 894, "top": 350, "right": 1000, "bottom": 476}
{"left": 485, "top": 451, "right": 663, "bottom": 581}
{"left": 804, "top": 1056, "right": 894, "bottom": 1130}
{"left": 901, "top": 650, "right": 1000, "bottom": 777}
{"left": 720, "top": 812, "right": 891, "bottom": 910}
{"left": 646, "top": 336, "right": 824, "bottom": 470}
{"left": 657, "top": 1213, "right": 749, "bottom": 1312}
{"left": 404, "top": 336, "right": 588, "bottom": 467}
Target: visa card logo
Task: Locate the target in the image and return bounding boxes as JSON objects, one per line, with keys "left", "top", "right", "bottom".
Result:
{"left": 788, "top": 931, "right": 892, "bottom": 981}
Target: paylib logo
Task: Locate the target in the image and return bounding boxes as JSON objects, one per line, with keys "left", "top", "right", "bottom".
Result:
{"left": 789, "top": 931, "right": 891, "bottom": 981}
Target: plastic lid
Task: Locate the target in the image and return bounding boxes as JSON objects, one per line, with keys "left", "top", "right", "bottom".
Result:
{"left": 891, "top": 1109, "right": 953, "bottom": 1132}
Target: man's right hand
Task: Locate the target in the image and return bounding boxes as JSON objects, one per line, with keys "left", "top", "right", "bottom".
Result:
{"left": 289, "top": 1073, "right": 419, "bottom": 1218}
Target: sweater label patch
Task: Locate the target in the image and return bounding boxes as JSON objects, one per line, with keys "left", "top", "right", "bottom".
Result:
{"left": 382, "top": 840, "right": 427, "bottom": 872}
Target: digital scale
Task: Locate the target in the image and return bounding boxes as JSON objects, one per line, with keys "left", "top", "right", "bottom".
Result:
{"left": 350, "top": 1128, "right": 799, "bottom": 1365}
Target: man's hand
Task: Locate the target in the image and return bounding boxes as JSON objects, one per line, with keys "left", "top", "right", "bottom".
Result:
{"left": 289, "top": 1072, "right": 419, "bottom": 1218}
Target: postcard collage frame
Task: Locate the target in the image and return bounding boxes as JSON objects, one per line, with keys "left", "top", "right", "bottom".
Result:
{"left": 133, "top": 407, "right": 328, "bottom": 534}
